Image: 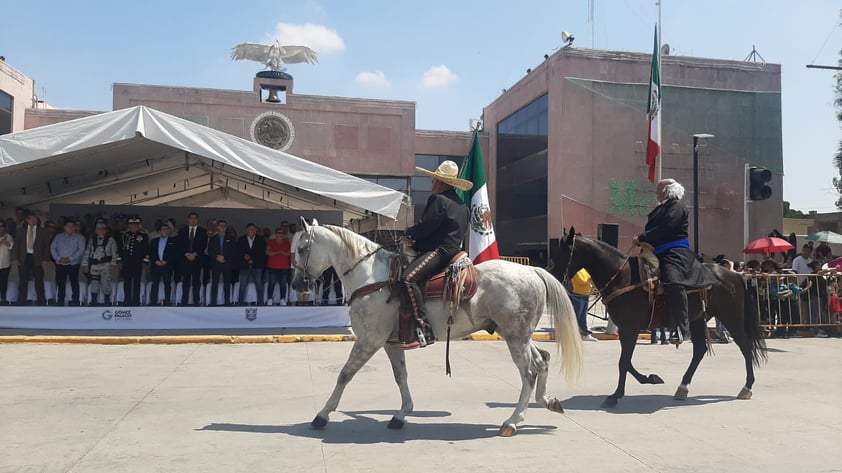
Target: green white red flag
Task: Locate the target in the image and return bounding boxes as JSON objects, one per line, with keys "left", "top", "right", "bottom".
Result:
{"left": 646, "top": 24, "right": 661, "bottom": 184}
{"left": 456, "top": 130, "right": 499, "bottom": 263}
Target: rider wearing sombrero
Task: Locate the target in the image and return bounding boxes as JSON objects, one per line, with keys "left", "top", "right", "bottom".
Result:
{"left": 633, "top": 178, "right": 715, "bottom": 346}
{"left": 400, "top": 161, "right": 472, "bottom": 350}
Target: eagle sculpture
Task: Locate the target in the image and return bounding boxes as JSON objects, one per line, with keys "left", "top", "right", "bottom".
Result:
{"left": 231, "top": 41, "right": 318, "bottom": 71}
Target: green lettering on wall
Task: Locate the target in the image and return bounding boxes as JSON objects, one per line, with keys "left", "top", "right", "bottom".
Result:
{"left": 608, "top": 179, "right": 657, "bottom": 217}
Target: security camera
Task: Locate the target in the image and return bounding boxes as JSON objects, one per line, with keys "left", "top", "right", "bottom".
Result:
{"left": 562, "top": 32, "right": 575, "bottom": 44}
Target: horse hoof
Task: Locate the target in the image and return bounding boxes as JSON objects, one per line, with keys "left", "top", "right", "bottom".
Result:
{"left": 498, "top": 424, "right": 517, "bottom": 437}
{"left": 674, "top": 386, "right": 689, "bottom": 400}
{"left": 311, "top": 415, "right": 328, "bottom": 429}
{"left": 737, "top": 388, "right": 753, "bottom": 400}
{"left": 547, "top": 397, "right": 564, "bottom": 413}
{"left": 600, "top": 397, "right": 618, "bottom": 409}
{"left": 387, "top": 417, "right": 406, "bottom": 429}
{"left": 649, "top": 374, "right": 665, "bottom": 385}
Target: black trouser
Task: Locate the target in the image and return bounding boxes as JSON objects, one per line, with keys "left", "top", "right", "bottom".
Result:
{"left": 321, "top": 266, "right": 343, "bottom": 305}
{"left": 18, "top": 254, "right": 45, "bottom": 305}
{"left": 0, "top": 266, "right": 10, "bottom": 302}
{"left": 149, "top": 265, "right": 173, "bottom": 304}
{"left": 402, "top": 246, "right": 460, "bottom": 321}
{"left": 55, "top": 264, "right": 80, "bottom": 304}
{"left": 664, "top": 283, "right": 689, "bottom": 335}
{"left": 180, "top": 259, "right": 202, "bottom": 305}
{"left": 210, "top": 264, "right": 232, "bottom": 305}
{"left": 122, "top": 262, "right": 143, "bottom": 306}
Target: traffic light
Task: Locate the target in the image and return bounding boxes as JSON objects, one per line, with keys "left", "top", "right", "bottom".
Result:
{"left": 748, "top": 167, "right": 772, "bottom": 201}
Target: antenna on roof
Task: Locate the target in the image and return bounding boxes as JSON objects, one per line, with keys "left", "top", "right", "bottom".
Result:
{"left": 743, "top": 45, "right": 766, "bottom": 64}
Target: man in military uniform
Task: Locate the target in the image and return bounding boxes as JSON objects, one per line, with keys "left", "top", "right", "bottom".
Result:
{"left": 119, "top": 216, "right": 149, "bottom": 306}
{"left": 82, "top": 219, "right": 119, "bottom": 306}
{"left": 400, "top": 161, "right": 471, "bottom": 349}
{"left": 633, "top": 178, "right": 716, "bottom": 345}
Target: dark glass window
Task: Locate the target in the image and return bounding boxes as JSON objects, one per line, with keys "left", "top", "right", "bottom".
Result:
{"left": 0, "top": 90, "right": 12, "bottom": 135}
{"left": 496, "top": 94, "right": 549, "bottom": 257}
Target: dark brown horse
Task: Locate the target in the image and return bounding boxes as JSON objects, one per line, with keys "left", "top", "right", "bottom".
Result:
{"left": 550, "top": 228, "right": 766, "bottom": 408}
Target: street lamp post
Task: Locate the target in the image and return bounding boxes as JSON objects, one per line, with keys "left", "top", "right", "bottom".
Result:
{"left": 692, "top": 134, "right": 715, "bottom": 255}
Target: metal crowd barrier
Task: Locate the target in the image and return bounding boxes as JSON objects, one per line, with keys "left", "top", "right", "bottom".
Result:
{"left": 500, "top": 256, "right": 531, "bottom": 266}
{"left": 747, "top": 272, "right": 841, "bottom": 333}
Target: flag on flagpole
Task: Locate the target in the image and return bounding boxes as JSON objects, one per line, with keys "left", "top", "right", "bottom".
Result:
{"left": 456, "top": 130, "right": 500, "bottom": 263}
{"left": 646, "top": 24, "right": 661, "bottom": 184}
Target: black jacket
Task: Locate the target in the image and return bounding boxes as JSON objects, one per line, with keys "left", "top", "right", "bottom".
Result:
{"left": 178, "top": 226, "right": 208, "bottom": 261}
{"left": 207, "top": 233, "right": 240, "bottom": 269}
{"left": 406, "top": 189, "right": 469, "bottom": 254}
{"left": 148, "top": 237, "right": 180, "bottom": 270}
{"left": 237, "top": 235, "right": 267, "bottom": 269}
{"left": 638, "top": 198, "right": 688, "bottom": 248}
{"left": 119, "top": 230, "right": 149, "bottom": 265}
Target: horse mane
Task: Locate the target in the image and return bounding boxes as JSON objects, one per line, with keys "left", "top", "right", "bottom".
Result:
{"left": 323, "top": 225, "right": 379, "bottom": 259}
{"left": 577, "top": 235, "right": 628, "bottom": 262}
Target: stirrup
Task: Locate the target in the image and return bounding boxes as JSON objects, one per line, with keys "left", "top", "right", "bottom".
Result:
{"left": 416, "top": 326, "right": 428, "bottom": 348}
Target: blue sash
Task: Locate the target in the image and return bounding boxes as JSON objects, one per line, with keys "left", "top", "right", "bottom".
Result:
{"left": 654, "top": 238, "right": 690, "bottom": 256}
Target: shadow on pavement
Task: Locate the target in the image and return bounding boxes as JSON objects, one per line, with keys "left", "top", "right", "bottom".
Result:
{"left": 199, "top": 411, "right": 557, "bottom": 443}
{"left": 559, "top": 394, "right": 734, "bottom": 414}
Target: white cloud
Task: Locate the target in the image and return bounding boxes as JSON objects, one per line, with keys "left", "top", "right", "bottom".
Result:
{"left": 421, "top": 65, "right": 458, "bottom": 88}
{"left": 355, "top": 70, "right": 391, "bottom": 88}
{"left": 270, "top": 22, "right": 345, "bottom": 53}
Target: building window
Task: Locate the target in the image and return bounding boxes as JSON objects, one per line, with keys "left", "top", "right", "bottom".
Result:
{"left": 0, "top": 90, "right": 12, "bottom": 135}
{"left": 412, "top": 155, "right": 464, "bottom": 218}
{"left": 495, "top": 94, "right": 548, "bottom": 260}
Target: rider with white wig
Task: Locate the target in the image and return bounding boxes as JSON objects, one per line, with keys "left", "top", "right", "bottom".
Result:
{"left": 401, "top": 161, "right": 472, "bottom": 349}
{"left": 633, "top": 178, "right": 715, "bottom": 345}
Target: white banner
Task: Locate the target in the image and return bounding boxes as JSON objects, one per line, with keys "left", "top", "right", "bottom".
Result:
{"left": 0, "top": 306, "right": 350, "bottom": 330}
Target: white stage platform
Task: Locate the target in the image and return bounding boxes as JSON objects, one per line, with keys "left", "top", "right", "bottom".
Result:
{"left": 0, "top": 306, "right": 351, "bottom": 330}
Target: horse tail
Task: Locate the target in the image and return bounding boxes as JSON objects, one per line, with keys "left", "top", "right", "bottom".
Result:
{"left": 742, "top": 278, "right": 767, "bottom": 367}
{"left": 534, "top": 267, "right": 582, "bottom": 383}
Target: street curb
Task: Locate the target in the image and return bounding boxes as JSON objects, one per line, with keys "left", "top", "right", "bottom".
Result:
{"left": 0, "top": 332, "right": 630, "bottom": 345}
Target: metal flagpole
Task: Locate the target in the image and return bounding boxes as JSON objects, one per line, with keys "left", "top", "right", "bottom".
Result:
{"left": 656, "top": 0, "right": 662, "bottom": 182}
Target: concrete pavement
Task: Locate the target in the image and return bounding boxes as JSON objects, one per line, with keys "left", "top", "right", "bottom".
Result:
{"left": 1, "top": 338, "right": 840, "bottom": 473}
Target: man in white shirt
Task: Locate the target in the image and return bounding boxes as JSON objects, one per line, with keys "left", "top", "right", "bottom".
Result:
{"left": 791, "top": 244, "right": 813, "bottom": 285}
{"left": 0, "top": 220, "right": 14, "bottom": 304}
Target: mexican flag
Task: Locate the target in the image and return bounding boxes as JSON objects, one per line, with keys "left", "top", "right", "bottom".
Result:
{"left": 646, "top": 24, "right": 661, "bottom": 184}
{"left": 456, "top": 130, "right": 500, "bottom": 263}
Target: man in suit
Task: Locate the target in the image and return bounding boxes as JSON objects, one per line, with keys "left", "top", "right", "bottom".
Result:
{"left": 237, "top": 223, "right": 267, "bottom": 306}
{"left": 12, "top": 212, "right": 50, "bottom": 305}
{"left": 178, "top": 212, "right": 207, "bottom": 306}
{"left": 148, "top": 223, "right": 179, "bottom": 306}
{"left": 119, "top": 216, "right": 149, "bottom": 306}
{"left": 207, "top": 220, "right": 239, "bottom": 306}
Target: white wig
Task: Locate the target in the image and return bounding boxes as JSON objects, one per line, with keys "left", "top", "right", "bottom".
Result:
{"left": 663, "top": 181, "right": 685, "bottom": 201}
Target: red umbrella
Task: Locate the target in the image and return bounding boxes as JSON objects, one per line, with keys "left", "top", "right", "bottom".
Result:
{"left": 743, "top": 237, "right": 794, "bottom": 254}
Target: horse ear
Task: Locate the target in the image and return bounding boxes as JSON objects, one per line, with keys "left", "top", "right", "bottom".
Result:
{"left": 311, "top": 218, "right": 319, "bottom": 227}
{"left": 565, "top": 227, "right": 576, "bottom": 243}
{"left": 299, "top": 216, "right": 308, "bottom": 230}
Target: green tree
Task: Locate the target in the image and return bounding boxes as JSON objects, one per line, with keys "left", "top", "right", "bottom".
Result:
{"left": 783, "top": 201, "right": 807, "bottom": 218}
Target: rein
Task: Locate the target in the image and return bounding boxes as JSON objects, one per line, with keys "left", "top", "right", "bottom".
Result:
{"left": 567, "top": 235, "right": 633, "bottom": 305}
{"left": 342, "top": 246, "right": 383, "bottom": 277}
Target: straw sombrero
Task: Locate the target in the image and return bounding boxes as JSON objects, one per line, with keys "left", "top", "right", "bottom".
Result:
{"left": 415, "top": 160, "right": 473, "bottom": 191}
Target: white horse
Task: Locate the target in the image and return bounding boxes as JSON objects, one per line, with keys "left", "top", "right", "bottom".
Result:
{"left": 291, "top": 219, "right": 583, "bottom": 437}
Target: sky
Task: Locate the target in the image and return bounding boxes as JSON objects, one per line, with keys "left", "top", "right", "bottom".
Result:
{"left": 2, "top": 0, "right": 841, "bottom": 213}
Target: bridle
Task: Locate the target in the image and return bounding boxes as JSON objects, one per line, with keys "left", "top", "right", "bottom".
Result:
{"left": 564, "top": 234, "right": 631, "bottom": 300}
{"left": 294, "top": 225, "right": 384, "bottom": 283}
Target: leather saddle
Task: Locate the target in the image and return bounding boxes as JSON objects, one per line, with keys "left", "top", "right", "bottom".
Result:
{"left": 348, "top": 248, "right": 478, "bottom": 306}
{"left": 424, "top": 251, "right": 478, "bottom": 302}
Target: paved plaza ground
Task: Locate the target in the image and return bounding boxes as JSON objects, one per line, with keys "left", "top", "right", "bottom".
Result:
{"left": 1, "top": 337, "right": 840, "bottom": 473}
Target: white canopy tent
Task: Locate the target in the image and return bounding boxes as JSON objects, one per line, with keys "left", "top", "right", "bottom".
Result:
{"left": 0, "top": 105, "right": 407, "bottom": 220}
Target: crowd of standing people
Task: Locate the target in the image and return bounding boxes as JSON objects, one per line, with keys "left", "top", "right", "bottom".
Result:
{"left": 0, "top": 208, "right": 345, "bottom": 307}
